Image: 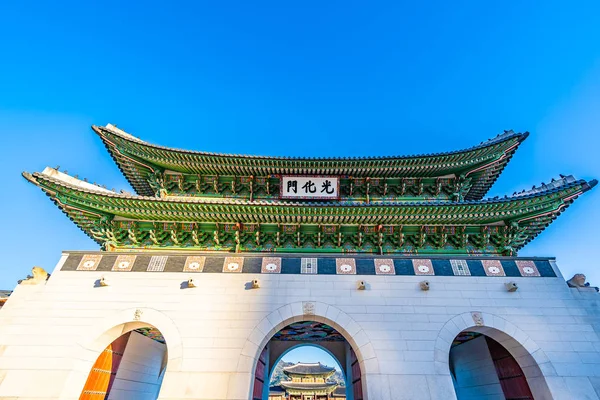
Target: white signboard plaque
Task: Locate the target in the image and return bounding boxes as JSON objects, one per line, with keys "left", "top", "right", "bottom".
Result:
{"left": 280, "top": 176, "right": 340, "bottom": 200}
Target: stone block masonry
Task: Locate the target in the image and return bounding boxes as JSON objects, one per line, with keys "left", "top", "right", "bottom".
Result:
{"left": 0, "top": 252, "right": 599, "bottom": 399}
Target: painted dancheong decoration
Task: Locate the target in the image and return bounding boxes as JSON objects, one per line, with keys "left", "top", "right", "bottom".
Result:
{"left": 23, "top": 124, "right": 596, "bottom": 255}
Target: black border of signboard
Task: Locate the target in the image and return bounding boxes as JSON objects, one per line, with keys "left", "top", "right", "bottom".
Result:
{"left": 279, "top": 175, "right": 341, "bottom": 200}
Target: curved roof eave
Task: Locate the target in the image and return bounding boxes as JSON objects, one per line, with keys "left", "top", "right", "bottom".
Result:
{"left": 92, "top": 124, "right": 529, "bottom": 199}
{"left": 23, "top": 169, "right": 596, "bottom": 254}
{"left": 25, "top": 168, "right": 596, "bottom": 209}
{"left": 94, "top": 124, "right": 528, "bottom": 162}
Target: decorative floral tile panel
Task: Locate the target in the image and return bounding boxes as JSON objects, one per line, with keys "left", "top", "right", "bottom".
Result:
{"left": 112, "top": 255, "right": 136, "bottom": 272}
{"left": 336, "top": 258, "right": 356, "bottom": 274}
{"left": 223, "top": 257, "right": 244, "bottom": 273}
{"left": 374, "top": 259, "right": 395, "bottom": 275}
{"left": 261, "top": 257, "right": 281, "bottom": 274}
{"left": 412, "top": 259, "right": 434, "bottom": 275}
{"left": 516, "top": 260, "right": 540, "bottom": 277}
{"left": 77, "top": 254, "right": 102, "bottom": 271}
{"left": 482, "top": 260, "right": 506, "bottom": 277}
{"left": 184, "top": 256, "right": 206, "bottom": 272}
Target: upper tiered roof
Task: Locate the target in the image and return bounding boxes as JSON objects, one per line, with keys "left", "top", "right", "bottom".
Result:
{"left": 93, "top": 124, "right": 528, "bottom": 200}
{"left": 283, "top": 362, "right": 336, "bottom": 376}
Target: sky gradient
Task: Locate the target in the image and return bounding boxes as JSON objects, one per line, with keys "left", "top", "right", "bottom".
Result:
{"left": 1, "top": 1, "right": 599, "bottom": 293}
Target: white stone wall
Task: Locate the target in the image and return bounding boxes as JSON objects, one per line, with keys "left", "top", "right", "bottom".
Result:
{"left": 108, "top": 331, "right": 167, "bottom": 400}
{"left": 449, "top": 336, "right": 503, "bottom": 400}
{"left": 0, "top": 254, "right": 599, "bottom": 399}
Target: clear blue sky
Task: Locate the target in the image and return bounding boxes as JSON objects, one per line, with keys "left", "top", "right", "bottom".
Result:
{"left": 279, "top": 346, "right": 342, "bottom": 372}
{"left": 1, "top": 1, "right": 599, "bottom": 291}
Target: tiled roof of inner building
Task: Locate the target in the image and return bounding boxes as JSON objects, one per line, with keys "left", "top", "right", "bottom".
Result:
{"left": 333, "top": 387, "right": 347, "bottom": 396}
{"left": 283, "top": 362, "right": 336, "bottom": 375}
{"left": 280, "top": 382, "right": 338, "bottom": 390}
{"left": 269, "top": 385, "right": 285, "bottom": 394}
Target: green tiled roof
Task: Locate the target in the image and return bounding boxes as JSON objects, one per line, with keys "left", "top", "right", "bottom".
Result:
{"left": 22, "top": 167, "right": 596, "bottom": 256}
{"left": 93, "top": 124, "right": 528, "bottom": 200}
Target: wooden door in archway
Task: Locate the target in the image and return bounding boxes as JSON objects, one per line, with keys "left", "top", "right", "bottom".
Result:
{"left": 79, "top": 332, "right": 131, "bottom": 400}
{"left": 486, "top": 337, "right": 534, "bottom": 400}
{"left": 350, "top": 347, "right": 363, "bottom": 400}
{"left": 252, "top": 346, "right": 268, "bottom": 400}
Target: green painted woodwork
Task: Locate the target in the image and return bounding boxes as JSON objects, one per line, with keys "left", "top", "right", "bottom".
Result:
{"left": 23, "top": 169, "right": 596, "bottom": 256}
{"left": 148, "top": 172, "right": 471, "bottom": 202}
{"left": 94, "top": 125, "right": 527, "bottom": 200}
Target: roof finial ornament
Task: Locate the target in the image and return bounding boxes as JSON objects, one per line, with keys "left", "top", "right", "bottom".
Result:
{"left": 18, "top": 267, "right": 49, "bottom": 285}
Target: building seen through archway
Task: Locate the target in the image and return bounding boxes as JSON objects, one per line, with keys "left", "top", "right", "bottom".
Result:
{"left": 79, "top": 325, "right": 168, "bottom": 400}
{"left": 269, "top": 361, "right": 345, "bottom": 400}
{"left": 253, "top": 321, "right": 361, "bottom": 400}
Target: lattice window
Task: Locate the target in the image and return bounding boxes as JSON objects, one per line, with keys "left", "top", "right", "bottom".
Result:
{"left": 147, "top": 256, "right": 168, "bottom": 272}
{"left": 301, "top": 258, "right": 318, "bottom": 274}
{"left": 450, "top": 259, "right": 470, "bottom": 276}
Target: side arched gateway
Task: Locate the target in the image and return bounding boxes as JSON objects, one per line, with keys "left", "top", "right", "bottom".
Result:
{"left": 65, "top": 308, "right": 183, "bottom": 400}
{"left": 79, "top": 325, "right": 167, "bottom": 400}
{"left": 435, "top": 313, "right": 553, "bottom": 400}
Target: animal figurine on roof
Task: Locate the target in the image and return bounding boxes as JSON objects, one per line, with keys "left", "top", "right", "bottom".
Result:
{"left": 18, "top": 266, "right": 49, "bottom": 285}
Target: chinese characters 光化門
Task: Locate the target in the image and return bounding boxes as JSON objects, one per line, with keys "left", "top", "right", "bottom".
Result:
{"left": 281, "top": 176, "right": 339, "bottom": 199}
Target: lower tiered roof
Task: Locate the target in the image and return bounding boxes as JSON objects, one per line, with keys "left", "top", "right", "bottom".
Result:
{"left": 23, "top": 167, "right": 596, "bottom": 255}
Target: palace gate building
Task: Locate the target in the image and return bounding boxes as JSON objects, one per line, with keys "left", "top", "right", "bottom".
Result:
{"left": 1, "top": 124, "right": 599, "bottom": 399}
{"left": 271, "top": 362, "right": 342, "bottom": 400}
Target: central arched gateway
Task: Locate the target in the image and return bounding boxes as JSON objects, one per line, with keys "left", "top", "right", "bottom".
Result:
{"left": 244, "top": 304, "right": 372, "bottom": 400}
{"left": 253, "top": 320, "right": 362, "bottom": 400}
